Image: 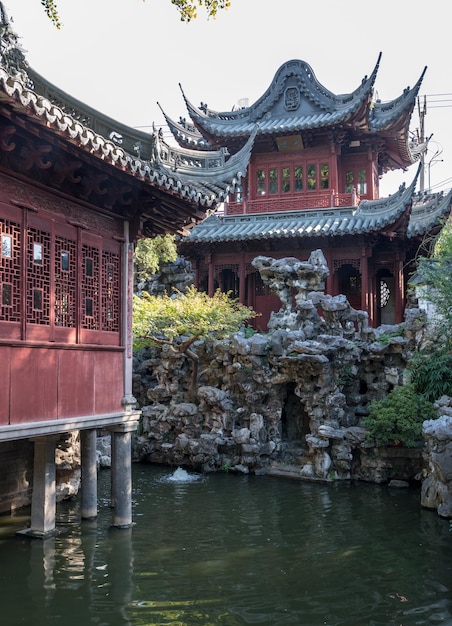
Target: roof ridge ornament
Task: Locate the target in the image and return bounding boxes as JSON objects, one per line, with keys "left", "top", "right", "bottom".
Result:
{"left": 0, "top": 2, "right": 29, "bottom": 83}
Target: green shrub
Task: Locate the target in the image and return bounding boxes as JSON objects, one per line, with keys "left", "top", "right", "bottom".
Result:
{"left": 363, "top": 384, "right": 436, "bottom": 447}
{"left": 409, "top": 350, "right": 452, "bottom": 402}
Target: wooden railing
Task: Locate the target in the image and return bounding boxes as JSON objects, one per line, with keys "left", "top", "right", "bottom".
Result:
{"left": 226, "top": 191, "right": 360, "bottom": 216}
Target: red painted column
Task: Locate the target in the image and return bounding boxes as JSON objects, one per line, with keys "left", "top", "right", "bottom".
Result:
{"left": 330, "top": 144, "right": 339, "bottom": 204}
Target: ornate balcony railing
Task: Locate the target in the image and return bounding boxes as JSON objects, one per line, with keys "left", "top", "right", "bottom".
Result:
{"left": 226, "top": 191, "right": 361, "bottom": 216}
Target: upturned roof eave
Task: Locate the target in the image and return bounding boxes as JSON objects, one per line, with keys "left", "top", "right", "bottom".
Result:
{"left": 180, "top": 55, "right": 382, "bottom": 140}
{"left": 370, "top": 67, "right": 427, "bottom": 170}
{"left": 370, "top": 67, "right": 427, "bottom": 133}
{"left": 408, "top": 187, "right": 452, "bottom": 238}
{"left": 182, "top": 166, "right": 433, "bottom": 246}
{"left": 0, "top": 67, "right": 219, "bottom": 209}
{"left": 157, "top": 101, "right": 211, "bottom": 151}
{"left": 158, "top": 126, "right": 257, "bottom": 202}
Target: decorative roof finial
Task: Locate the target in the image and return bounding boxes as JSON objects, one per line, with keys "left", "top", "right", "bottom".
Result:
{"left": 0, "top": 3, "right": 29, "bottom": 83}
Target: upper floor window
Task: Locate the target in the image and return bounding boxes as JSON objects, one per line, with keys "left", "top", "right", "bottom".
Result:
{"left": 257, "top": 169, "right": 266, "bottom": 195}
{"left": 345, "top": 168, "right": 367, "bottom": 195}
{"left": 320, "top": 164, "right": 329, "bottom": 190}
{"left": 294, "top": 166, "right": 303, "bottom": 192}
{"left": 307, "top": 165, "right": 317, "bottom": 190}
{"left": 282, "top": 167, "right": 291, "bottom": 193}
{"left": 254, "top": 159, "right": 331, "bottom": 198}
{"left": 269, "top": 168, "right": 278, "bottom": 194}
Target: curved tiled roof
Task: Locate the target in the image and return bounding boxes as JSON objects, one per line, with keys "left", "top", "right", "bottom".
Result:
{"left": 408, "top": 189, "right": 452, "bottom": 238}
{"left": 0, "top": 66, "right": 253, "bottom": 208}
{"left": 182, "top": 166, "right": 451, "bottom": 245}
{"left": 0, "top": 9, "right": 252, "bottom": 210}
{"left": 162, "top": 54, "right": 426, "bottom": 173}
{"left": 180, "top": 56, "right": 380, "bottom": 139}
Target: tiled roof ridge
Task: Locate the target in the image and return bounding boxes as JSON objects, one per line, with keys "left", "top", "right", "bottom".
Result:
{"left": 182, "top": 165, "right": 452, "bottom": 244}
{"left": 178, "top": 55, "right": 382, "bottom": 139}
{"left": 1, "top": 62, "right": 255, "bottom": 207}
{"left": 0, "top": 10, "right": 252, "bottom": 208}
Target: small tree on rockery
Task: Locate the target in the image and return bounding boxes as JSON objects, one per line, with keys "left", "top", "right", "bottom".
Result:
{"left": 133, "top": 286, "right": 257, "bottom": 394}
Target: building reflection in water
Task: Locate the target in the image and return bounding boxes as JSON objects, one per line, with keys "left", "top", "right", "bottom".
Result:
{"left": 26, "top": 521, "right": 134, "bottom": 625}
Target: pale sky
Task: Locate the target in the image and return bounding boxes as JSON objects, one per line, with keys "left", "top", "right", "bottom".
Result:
{"left": 4, "top": 0, "right": 451, "bottom": 196}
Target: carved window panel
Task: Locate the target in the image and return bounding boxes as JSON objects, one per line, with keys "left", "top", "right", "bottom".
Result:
{"left": 82, "top": 244, "right": 100, "bottom": 330}
{"left": 294, "top": 166, "right": 303, "bottom": 192}
{"left": 0, "top": 218, "right": 21, "bottom": 322}
{"left": 256, "top": 169, "right": 266, "bottom": 195}
{"left": 320, "top": 164, "right": 329, "bottom": 190}
{"left": 269, "top": 168, "right": 278, "bottom": 194}
{"left": 102, "top": 250, "right": 120, "bottom": 332}
{"left": 55, "top": 236, "right": 76, "bottom": 328}
{"left": 307, "top": 164, "right": 317, "bottom": 190}
{"left": 252, "top": 158, "right": 331, "bottom": 200}
{"left": 282, "top": 167, "right": 291, "bottom": 193}
{"left": 345, "top": 168, "right": 367, "bottom": 195}
{"left": 27, "top": 227, "right": 51, "bottom": 325}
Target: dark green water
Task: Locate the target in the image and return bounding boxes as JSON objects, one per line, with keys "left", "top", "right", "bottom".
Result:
{"left": 0, "top": 464, "right": 451, "bottom": 626}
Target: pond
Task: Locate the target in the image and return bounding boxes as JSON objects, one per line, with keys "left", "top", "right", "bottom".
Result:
{"left": 0, "top": 464, "right": 451, "bottom": 625}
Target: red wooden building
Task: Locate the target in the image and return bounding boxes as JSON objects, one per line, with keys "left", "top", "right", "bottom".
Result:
{"left": 0, "top": 7, "right": 248, "bottom": 533}
{"left": 163, "top": 57, "right": 452, "bottom": 329}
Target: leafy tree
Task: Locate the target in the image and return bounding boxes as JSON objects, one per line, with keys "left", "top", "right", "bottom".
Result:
{"left": 134, "top": 235, "right": 177, "bottom": 284}
{"left": 41, "top": 0, "right": 231, "bottom": 29}
{"left": 133, "top": 286, "right": 256, "bottom": 393}
{"left": 408, "top": 219, "right": 452, "bottom": 402}
{"left": 415, "top": 218, "right": 452, "bottom": 347}
{"left": 409, "top": 350, "right": 452, "bottom": 402}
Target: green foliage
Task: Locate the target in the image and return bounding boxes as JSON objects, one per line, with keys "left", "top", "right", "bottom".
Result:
{"left": 409, "top": 349, "right": 452, "bottom": 402}
{"left": 431, "top": 218, "right": 452, "bottom": 259}
{"left": 337, "top": 364, "right": 354, "bottom": 386}
{"left": 41, "top": 0, "right": 61, "bottom": 28}
{"left": 171, "top": 0, "right": 231, "bottom": 21}
{"left": 133, "top": 286, "right": 256, "bottom": 347}
{"left": 134, "top": 235, "right": 177, "bottom": 282}
{"left": 376, "top": 327, "right": 405, "bottom": 345}
{"left": 415, "top": 219, "right": 452, "bottom": 348}
{"left": 133, "top": 286, "right": 256, "bottom": 393}
{"left": 41, "top": 0, "right": 231, "bottom": 28}
{"left": 363, "top": 384, "right": 436, "bottom": 448}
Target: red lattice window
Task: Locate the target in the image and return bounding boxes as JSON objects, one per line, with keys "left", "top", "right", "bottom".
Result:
{"left": 27, "top": 227, "right": 51, "bottom": 325}
{"left": 82, "top": 244, "right": 100, "bottom": 330}
{"left": 55, "top": 235, "right": 77, "bottom": 328}
{"left": 0, "top": 218, "right": 21, "bottom": 322}
{"left": 102, "top": 250, "right": 120, "bottom": 332}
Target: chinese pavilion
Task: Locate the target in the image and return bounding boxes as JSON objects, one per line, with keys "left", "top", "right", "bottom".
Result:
{"left": 0, "top": 6, "right": 249, "bottom": 534}
{"left": 163, "top": 56, "right": 452, "bottom": 329}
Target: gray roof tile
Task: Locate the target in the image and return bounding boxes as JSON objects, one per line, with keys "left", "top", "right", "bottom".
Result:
{"left": 183, "top": 168, "right": 451, "bottom": 245}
